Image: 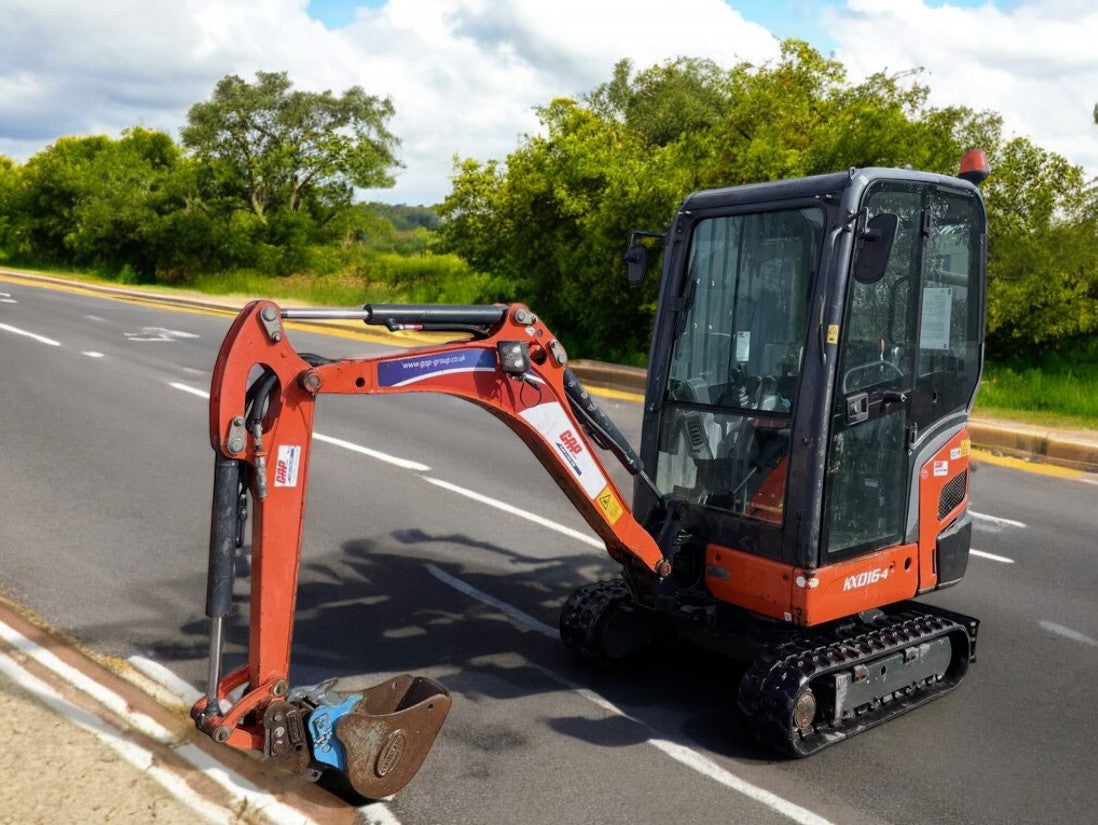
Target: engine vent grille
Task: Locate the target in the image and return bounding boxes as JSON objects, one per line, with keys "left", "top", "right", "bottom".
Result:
{"left": 938, "top": 470, "right": 968, "bottom": 520}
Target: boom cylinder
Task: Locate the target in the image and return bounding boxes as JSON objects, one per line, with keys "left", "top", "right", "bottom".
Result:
{"left": 206, "top": 454, "right": 241, "bottom": 619}
{"left": 363, "top": 303, "right": 508, "bottom": 327}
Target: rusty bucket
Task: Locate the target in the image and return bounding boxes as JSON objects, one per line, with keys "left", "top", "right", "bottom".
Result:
{"left": 332, "top": 674, "right": 451, "bottom": 799}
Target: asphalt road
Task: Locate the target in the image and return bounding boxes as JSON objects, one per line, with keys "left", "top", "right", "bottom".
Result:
{"left": 1, "top": 276, "right": 1095, "bottom": 825}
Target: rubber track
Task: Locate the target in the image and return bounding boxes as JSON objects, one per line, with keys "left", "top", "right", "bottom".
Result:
{"left": 737, "top": 603, "right": 978, "bottom": 757}
{"left": 559, "top": 579, "right": 632, "bottom": 663}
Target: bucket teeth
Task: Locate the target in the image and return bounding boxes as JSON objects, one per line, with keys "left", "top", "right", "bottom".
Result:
{"left": 333, "top": 675, "right": 451, "bottom": 799}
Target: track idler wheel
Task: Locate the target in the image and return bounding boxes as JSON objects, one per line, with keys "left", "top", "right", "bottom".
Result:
{"left": 320, "top": 675, "right": 451, "bottom": 800}
{"left": 559, "top": 579, "right": 661, "bottom": 664}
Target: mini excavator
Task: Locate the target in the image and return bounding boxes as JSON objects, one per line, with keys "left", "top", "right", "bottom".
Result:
{"left": 192, "top": 153, "right": 990, "bottom": 799}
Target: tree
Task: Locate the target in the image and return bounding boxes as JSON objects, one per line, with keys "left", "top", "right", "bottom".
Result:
{"left": 440, "top": 41, "right": 999, "bottom": 362}
{"left": 181, "top": 72, "right": 400, "bottom": 222}
{"left": 64, "top": 128, "right": 189, "bottom": 276}
{"left": 0, "top": 130, "right": 229, "bottom": 280}
{"left": 982, "top": 136, "right": 1098, "bottom": 355}
{"left": 0, "top": 156, "right": 17, "bottom": 255}
{"left": 6, "top": 135, "right": 112, "bottom": 263}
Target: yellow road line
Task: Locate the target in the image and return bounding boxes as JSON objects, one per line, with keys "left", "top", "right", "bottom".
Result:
{"left": 581, "top": 386, "right": 645, "bottom": 403}
{"left": 0, "top": 270, "right": 449, "bottom": 348}
{"left": 971, "top": 448, "right": 1085, "bottom": 479}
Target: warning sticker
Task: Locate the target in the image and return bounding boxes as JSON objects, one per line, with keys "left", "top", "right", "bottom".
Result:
{"left": 826, "top": 324, "right": 840, "bottom": 345}
{"left": 933, "top": 460, "right": 949, "bottom": 477}
{"left": 595, "top": 486, "right": 624, "bottom": 525}
{"left": 960, "top": 438, "right": 971, "bottom": 456}
{"left": 950, "top": 447, "right": 963, "bottom": 460}
{"left": 274, "top": 445, "right": 301, "bottom": 488}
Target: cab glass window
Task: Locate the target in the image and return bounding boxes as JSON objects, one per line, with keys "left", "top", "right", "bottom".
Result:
{"left": 655, "top": 207, "right": 824, "bottom": 524}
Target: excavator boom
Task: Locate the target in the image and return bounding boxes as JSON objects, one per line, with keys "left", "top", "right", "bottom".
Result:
{"left": 193, "top": 300, "right": 668, "bottom": 798}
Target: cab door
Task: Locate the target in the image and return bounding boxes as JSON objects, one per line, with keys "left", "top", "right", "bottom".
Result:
{"left": 823, "top": 181, "right": 985, "bottom": 565}
{"left": 823, "top": 182, "right": 924, "bottom": 562}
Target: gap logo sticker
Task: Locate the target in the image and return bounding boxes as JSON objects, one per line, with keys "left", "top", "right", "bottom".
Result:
{"left": 519, "top": 402, "right": 607, "bottom": 498}
{"left": 275, "top": 445, "right": 302, "bottom": 488}
{"left": 377, "top": 349, "right": 496, "bottom": 387}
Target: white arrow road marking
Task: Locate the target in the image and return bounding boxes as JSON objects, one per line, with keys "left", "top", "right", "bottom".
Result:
{"left": 125, "top": 327, "right": 200, "bottom": 342}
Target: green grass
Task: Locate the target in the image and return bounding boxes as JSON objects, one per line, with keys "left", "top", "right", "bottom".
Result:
{"left": 976, "top": 360, "right": 1098, "bottom": 430}
{"left": 2, "top": 252, "right": 487, "bottom": 309}
{"left": 189, "top": 270, "right": 400, "bottom": 307}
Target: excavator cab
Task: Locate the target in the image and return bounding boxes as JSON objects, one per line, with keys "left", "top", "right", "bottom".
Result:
{"left": 629, "top": 165, "right": 986, "bottom": 622}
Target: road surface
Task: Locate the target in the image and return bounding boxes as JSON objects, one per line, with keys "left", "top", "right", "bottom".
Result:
{"left": 1, "top": 275, "right": 1095, "bottom": 825}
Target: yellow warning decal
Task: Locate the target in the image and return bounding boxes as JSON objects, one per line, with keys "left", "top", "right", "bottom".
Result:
{"left": 960, "top": 438, "right": 971, "bottom": 456}
{"left": 826, "top": 324, "right": 840, "bottom": 345}
{"left": 595, "top": 485, "right": 624, "bottom": 525}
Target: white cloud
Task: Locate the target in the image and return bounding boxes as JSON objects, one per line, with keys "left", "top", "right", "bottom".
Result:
{"left": 323, "top": 0, "right": 782, "bottom": 202}
{"left": 824, "top": 0, "right": 1098, "bottom": 177}
{"left": 0, "top": 0, "right": 777, "bottom": 203}
{"left": 0, "top": 0, "right": 1094, "bottom": 204}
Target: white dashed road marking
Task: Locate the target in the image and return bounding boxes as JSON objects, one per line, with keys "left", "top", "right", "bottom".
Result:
{"left": 1038, "top": 621, "right": 1098, "bottom": 647}
{"left": 969, "top": 548, "right": 1015, "bottom": 563}
{"left": 0, "top": 321, "right": 61, "bottom": 346}
{"left": 424, "top": 563, "right": 835, "bottom": 825}
{"left": 971, "top": 511, "right": 1026, "bottom": 529}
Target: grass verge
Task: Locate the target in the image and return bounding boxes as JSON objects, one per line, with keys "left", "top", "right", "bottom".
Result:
{"left": 976, "top": 361, "right": 1098, "bottom": 430}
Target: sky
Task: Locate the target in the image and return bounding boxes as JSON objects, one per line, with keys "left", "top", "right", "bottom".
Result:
{"left": 0, "top": 0, "right": 1094, "bottom": 205}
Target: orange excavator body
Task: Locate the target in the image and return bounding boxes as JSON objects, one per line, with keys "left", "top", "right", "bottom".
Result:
{"left": 193, "top": 158, "right": 988, "bottom": 793}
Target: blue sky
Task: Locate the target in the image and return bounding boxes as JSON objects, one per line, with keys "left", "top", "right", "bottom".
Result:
{"left": 303, "top": 1, "right": 846, "bottom": 43}
{"left": 304, "top": 0, "right": 1023, "bottom": 52}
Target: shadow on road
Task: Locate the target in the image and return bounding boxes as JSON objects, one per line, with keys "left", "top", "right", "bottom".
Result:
{"left": 149, "top": 527, "right": 773, "bottom": 764}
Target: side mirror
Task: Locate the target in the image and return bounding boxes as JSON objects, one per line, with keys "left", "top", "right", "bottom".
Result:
{"left": 624, "top": 244, "right": 649, "bottom": 285}
{"left": 852, "top": 213, "right": 898, "bottom": 284}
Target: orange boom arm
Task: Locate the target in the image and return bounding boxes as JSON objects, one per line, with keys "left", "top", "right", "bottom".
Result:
{"left": 192, "top": 300, "right": 668, "bottom": 797}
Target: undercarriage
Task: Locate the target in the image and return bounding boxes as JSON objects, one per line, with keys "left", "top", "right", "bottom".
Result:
{"left": 560, "top": 578, "right": 978, "bottom": 756}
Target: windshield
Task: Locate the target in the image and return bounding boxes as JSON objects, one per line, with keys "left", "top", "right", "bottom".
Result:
{"left": 655, "top": 206, "right": 824, "bottom": 523}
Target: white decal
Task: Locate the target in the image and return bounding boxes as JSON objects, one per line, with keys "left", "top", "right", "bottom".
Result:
{"left": 842, "top": 567, "right": 891, "bottom": 591}
{"left": 519, "top": 402, "right": 607, "bottom": 498}
{"left": 274, "top": 445, "right": 301, "bottom": 488}
{"left": 950, "top": 447, "right": 963, "bottom": 460}
{"left": 735, "top": 331, "right": 751, "bottom": 363}
{"left": 933, "top": 460, "right": 949, "bottom": 477}
{"left": 920, "top": 287, "right": 952, "bottom": 350}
